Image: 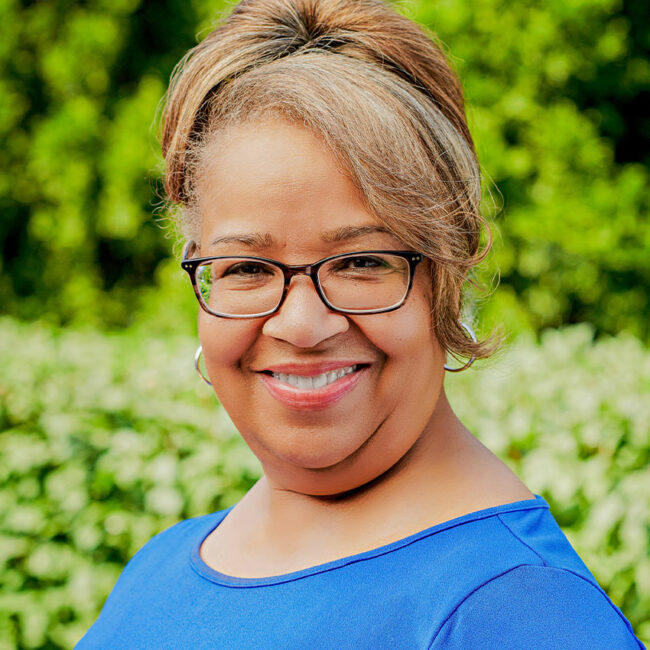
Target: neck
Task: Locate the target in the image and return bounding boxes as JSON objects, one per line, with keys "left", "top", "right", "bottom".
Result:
{"left": 241, "top": 390, "right": 486, "bottom": 547}
{"left": 207, "top": 390, "right": 533, "bottom": 578}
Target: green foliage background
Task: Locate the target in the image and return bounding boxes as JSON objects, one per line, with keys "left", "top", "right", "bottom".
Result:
{"left": 1, "top": 0, "right": 648, "bottom": 337}
{"left": 0, "top": 0, "right": 648, "bottom": 648}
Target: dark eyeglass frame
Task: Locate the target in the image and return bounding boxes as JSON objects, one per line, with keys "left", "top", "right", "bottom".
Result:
{"left": 181, "top": 241, "right": 424, "bottom": 318}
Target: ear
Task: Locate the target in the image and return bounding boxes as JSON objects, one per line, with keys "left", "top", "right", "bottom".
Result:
{"left": 182, "top": 239, "right": 199, "bottom": 260}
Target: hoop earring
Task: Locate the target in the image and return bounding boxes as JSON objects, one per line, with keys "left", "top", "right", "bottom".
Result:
{"left": 444, "top": 321, "right": 477, "bottom": 372}
{"left": 194, "top": 345, "right": 212, "bottom": 386}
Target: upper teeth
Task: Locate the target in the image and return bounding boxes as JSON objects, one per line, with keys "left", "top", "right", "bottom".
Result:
{"left": 273, "top": 365, "right": 358, "bottom": 389}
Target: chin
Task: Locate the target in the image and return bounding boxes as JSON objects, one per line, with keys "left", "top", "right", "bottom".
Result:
{"left": 281, "top": 447, "right": 357, "bottom": 471}
{"left": 253, "top": 427, "right": 370, "bottom": 471}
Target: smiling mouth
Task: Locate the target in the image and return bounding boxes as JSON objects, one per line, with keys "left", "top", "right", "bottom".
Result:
{"left": 260, "top": 364, "right": 367, "bottom": 390}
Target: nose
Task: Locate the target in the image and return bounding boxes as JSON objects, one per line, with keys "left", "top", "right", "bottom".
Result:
{"left": 262, "top": 275, "right": 349, "bottom": 347}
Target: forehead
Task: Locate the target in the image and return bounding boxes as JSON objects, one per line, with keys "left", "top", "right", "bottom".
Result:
{"left": 196, "top": 119, "right": 400, "bottom": 255}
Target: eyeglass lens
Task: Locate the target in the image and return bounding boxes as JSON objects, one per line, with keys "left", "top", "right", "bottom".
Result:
{"left": 195, "top": 253, "right": 411, "bottom": 316}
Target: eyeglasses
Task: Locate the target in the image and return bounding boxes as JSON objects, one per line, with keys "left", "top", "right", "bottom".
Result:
{"left": 181, "top": 242, "right": 424, "bottom": 318}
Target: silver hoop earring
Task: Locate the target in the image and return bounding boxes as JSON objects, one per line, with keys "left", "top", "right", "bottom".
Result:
{"left": 194, "top": 345, "right": 212, "bottom": 386}
{"left": 444, "top": 321, "right": 477, "bottom": 372}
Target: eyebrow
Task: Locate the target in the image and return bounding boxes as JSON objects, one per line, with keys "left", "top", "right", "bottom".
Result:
{"left": 320, "top": 225, "right": 394, "bottom": 242}
{"left": 210, "top": 232, "right": 274, "bottom": 248}
{"left": 210, "top": 225, "right": 394, "bottom": 248}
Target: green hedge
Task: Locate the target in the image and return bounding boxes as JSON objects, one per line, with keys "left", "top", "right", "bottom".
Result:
{"left": 0, "top": 318, "right": 260, "bottom": 648}
{"left": 1, "top": 318, "right": 648, "bottom": 647}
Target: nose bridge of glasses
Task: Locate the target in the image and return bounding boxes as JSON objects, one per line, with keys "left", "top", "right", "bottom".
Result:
{"left": 275, "top": 264, "right": 333, "bottom": 315}
{"left": 282, "top": 263, "right": 319, "bottom": 287}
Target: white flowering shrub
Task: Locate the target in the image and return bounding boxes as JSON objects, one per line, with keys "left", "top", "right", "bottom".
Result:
{"left": 0, "top": 318, "right": 647, "bottom": 647}
{"left": 446, "top": 324, "right": 650, "bottom": 643}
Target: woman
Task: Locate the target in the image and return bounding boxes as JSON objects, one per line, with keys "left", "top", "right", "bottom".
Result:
{"left": 78, "top": 0, "right": 643, "bottom": 647}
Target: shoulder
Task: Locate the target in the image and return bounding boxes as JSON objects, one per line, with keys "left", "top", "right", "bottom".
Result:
{"left": 111, "top": 510, "right": 226, "bottom": 584}
{"left": 429, "top": 564, "right": 644, "bottom": 649}
{"left": 134, "top": 511, "right": 219, "bottom": 554}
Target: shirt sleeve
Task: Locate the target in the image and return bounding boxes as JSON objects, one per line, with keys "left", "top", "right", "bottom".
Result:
{"left": 429, "top": 564, "right": 645, "bottom": 649}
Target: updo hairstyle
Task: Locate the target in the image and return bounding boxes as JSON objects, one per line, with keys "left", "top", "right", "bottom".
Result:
{"left": 161, "top": 0, "right": 498, "bottom": 363}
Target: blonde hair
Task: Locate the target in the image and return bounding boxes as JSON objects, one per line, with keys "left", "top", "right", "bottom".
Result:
{"left": 161, "top": 0, "right": 498, "bottom": 362}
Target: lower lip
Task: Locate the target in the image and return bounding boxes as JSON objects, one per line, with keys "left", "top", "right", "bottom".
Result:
{"left": 259, "top": 367, "right": 368, "bottom": 411}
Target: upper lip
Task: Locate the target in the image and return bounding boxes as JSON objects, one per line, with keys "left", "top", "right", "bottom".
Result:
{"left": 255, "top": 361, "right": 371, "bottom": 376}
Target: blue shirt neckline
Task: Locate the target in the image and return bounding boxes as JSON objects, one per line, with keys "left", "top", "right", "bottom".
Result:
{"left": 190, "top": 493, "right": 549, "bottom": 588}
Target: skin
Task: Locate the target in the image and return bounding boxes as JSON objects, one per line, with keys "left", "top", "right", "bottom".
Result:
{"left": 195, "top": 119, "right": 534, "bottom": 578}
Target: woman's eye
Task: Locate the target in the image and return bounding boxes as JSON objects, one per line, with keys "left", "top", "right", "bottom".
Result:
{"left": 339, "top": 256, "right": 386, "bottom": 270}
{"left": 224, "top": 262, "right": 269, "bottom": 276}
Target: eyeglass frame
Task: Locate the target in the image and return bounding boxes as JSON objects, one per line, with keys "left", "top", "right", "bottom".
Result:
{"left": 181, "top": 241, "right": 424, "bottom": 318}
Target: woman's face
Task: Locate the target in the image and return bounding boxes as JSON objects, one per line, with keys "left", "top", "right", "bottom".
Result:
{"left": 196, "top": 119, "right": 446, "bottom": 496}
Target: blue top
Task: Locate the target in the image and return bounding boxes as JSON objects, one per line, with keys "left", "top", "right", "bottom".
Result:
{"left": 77, "top": 494, "right": 644, "bottom": 649}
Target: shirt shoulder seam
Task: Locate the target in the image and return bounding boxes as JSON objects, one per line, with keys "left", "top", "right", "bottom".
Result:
{"left": 427, "top": 564, "right": 642, "bottom": 649}
{"left": 426, "top": 563, "right": 540, "bottom": 648}
{"left": 496, "top": 512, "right": 549, "bottom": 567}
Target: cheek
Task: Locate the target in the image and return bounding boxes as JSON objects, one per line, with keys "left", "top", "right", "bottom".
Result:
{"left": 198, "top": 312, "right": 259, "bottom": 377}
{"left": 355, "top": 291, "right": 443, "bottom": 380}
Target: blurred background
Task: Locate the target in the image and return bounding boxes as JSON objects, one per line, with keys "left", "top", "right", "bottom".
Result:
{"left": 0, "top": 0, "right": 648, "bottom": 647}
